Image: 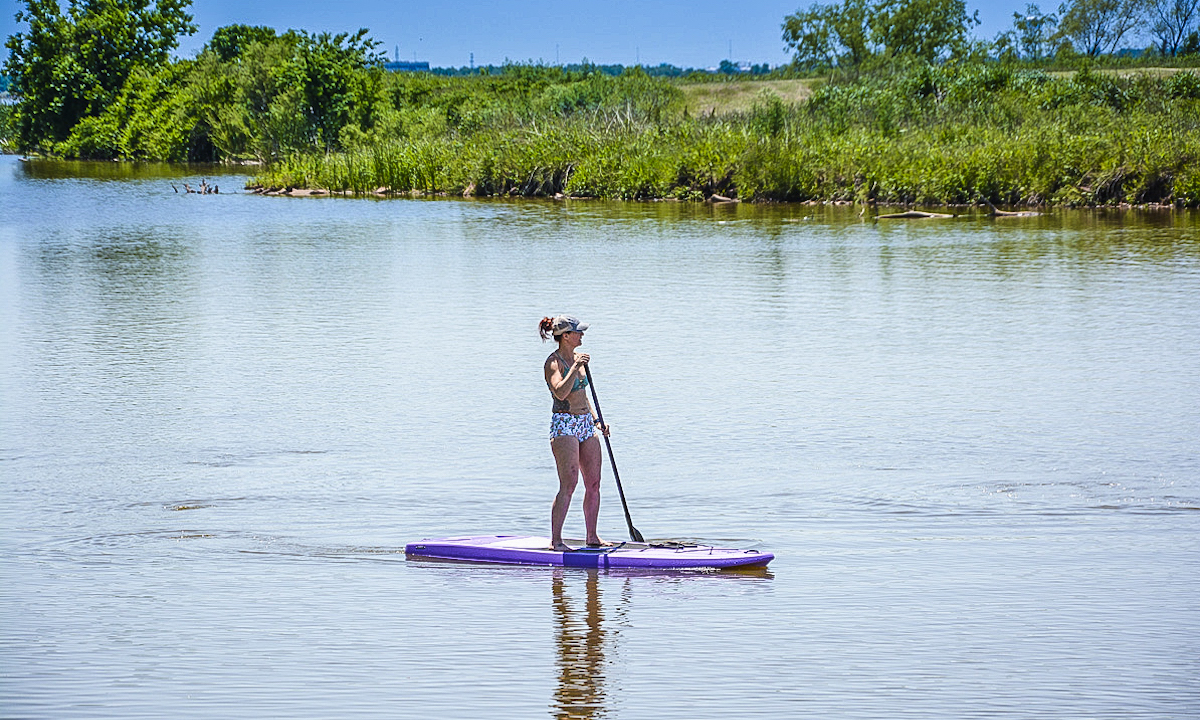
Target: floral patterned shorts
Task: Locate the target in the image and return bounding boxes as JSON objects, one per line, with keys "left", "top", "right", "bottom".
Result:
{"left": 549, "top": 412, "right": 596, "bottom": 442}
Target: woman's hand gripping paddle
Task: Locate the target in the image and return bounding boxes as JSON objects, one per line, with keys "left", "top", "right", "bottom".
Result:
{"left": 583, "top": 364, "right": 646, "bottom": 543}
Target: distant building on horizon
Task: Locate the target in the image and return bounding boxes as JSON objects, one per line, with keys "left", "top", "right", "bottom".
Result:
{"left": 384, "top": 60, "right": 430, "bottom": 72}
{"left": 712, "top": 60, "right": 772, "bottom": 75}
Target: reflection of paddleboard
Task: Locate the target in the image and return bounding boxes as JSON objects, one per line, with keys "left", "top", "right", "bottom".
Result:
{"left": 405, "top": 535, "right": 773, "bottom": 569}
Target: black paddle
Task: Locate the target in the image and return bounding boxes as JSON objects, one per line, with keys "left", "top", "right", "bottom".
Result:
{"left": 583, "top": 364, "right": 645, "bottom": 543}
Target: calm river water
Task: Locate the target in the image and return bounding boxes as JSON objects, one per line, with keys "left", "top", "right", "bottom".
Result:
{"left": 2, "top": 155, "right": 1198, "bottom": 719}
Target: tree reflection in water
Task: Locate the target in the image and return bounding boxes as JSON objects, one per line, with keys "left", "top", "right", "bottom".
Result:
{"left": 552, "top": 569, "right": 618, "bottom": 719}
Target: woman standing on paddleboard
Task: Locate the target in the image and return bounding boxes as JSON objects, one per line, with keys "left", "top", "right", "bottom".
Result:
{"left": 540, "top": 315, "right": 611, "bottom": 552}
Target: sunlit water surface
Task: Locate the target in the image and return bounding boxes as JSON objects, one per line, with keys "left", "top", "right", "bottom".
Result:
{"left": 2, "top": 156, "right": 1198, "bottom": 719}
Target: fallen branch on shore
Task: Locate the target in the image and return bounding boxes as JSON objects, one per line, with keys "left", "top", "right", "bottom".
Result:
{"left": 247, "top": 186, "right": 328, "bottom": 196}
{"left": 876, "top": 210, "right": 954, "bottom": 219}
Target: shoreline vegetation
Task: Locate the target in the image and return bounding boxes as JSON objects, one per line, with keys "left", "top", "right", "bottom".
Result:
{"left": 244, "top": 64, "right": 1200, "bottom": 208}
{"left": 4, "top": 3, "right": 1200, "bottom": 207}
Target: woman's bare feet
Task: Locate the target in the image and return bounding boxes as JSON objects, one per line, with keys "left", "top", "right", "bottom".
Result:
{"left": 550, "top": 541, "right": 572, "bottom": 552}
{"left": 585, "top": 539, "right": 616, "bottom": 548}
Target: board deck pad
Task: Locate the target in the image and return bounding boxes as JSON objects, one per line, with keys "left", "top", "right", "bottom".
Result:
{"left": 405, "top": 535, "right": 773, "bottom": 569}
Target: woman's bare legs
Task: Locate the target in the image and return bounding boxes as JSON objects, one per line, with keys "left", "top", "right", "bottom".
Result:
{"left": 578, "top": 435, "right": 607, "bottom": 547}
{"left": 550, "top": 434, "right": 607, "bottom": 550}
{"left": 550, "top": 436, "right": 581, "bottom": 551}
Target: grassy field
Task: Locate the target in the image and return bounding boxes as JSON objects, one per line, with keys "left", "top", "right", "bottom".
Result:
{"left": 679, "top": 68, "right": 1191, "bottom": 118}
{"left": 1046, "top": 67, "right": 1192, "bottom": 78}
{"left": 675, "top": 69, "right": 1188, "bottom": 119}
{"left": 678, "top": 79, "right": 819, "bottom": 116}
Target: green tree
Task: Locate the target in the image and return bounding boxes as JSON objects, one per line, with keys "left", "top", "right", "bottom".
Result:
{"left": 56, "top": 60, "right": 198, "bottom": 160}
{"left": 3, "top": 0, "right": 196, "bottom": 151}
{"left": 1012, "top": 3, "right": 1059, "bottom": 60}
{"left": 782, "top": 0, "right": 873, "bottom": 68}
{"left": 185, "top": 29, "right": 384, "bottom": 160}
{"left": 282, "top": 30, "right": 384, "bottom": 152}
{"left": 870, "top": 0, "right": 980, "bottom": 61}
{"left": 783, "top": 0, "right": 977, "bottom": 68}
{"left": 1054, "top": 0, "right": 1143, "bottom": 56}
{"left": 1184, "top": 31, "right": 1200, "bottom": 54}
{"left": 207, "top": 24, "right": 279, "bottom": 62}
{"left": 1145, "top": 0, "right": 1200, "bottom": 55}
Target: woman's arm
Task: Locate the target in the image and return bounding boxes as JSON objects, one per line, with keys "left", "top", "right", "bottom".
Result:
{"left": 545, "top": 354, "right": 587, "bottom": 400}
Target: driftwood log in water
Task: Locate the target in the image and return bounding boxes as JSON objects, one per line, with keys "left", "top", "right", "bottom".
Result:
{"left": 986, "top": 200, "right": 1040, "bottom": 217}
{"left": 876, "top": 210, "right": 954, "bottom": 219}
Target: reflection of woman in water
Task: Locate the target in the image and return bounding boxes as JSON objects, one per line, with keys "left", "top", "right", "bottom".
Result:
{"left": 540, "top": 315, "right": 611, "bottom": 552}
{"left": 552, "top": 570, "right": 607, "bottom": 719}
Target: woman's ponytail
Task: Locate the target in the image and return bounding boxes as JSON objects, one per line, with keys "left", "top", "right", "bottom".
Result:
{"left": 538, "top": 316, "right": 556, "bottom": 341}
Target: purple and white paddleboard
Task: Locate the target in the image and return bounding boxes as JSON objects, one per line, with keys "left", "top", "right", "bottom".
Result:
{"left": 405, "top": 535, "right": 773, "bottom": 569}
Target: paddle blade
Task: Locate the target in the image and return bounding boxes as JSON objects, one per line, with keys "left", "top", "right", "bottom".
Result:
{"left": 630, "top": 526, "right": 645, "bottom": 543}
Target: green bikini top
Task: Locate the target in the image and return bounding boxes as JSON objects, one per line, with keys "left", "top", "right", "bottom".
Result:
{"left": 550, "top": 352, "right": 588, "bottom": 413}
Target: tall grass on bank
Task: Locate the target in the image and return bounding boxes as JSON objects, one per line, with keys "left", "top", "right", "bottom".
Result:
{"left": 253, "top": 65, "right": 1200, "bottom": 207}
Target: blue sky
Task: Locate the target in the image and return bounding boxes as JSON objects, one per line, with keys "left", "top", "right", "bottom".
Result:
{"left": 3, "top": 0, "right": 1038, "bottom": 69}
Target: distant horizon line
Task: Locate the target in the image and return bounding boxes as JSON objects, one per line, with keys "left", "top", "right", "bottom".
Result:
{"left": 382, "top": 58, "right": 773, "bottom": 70}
